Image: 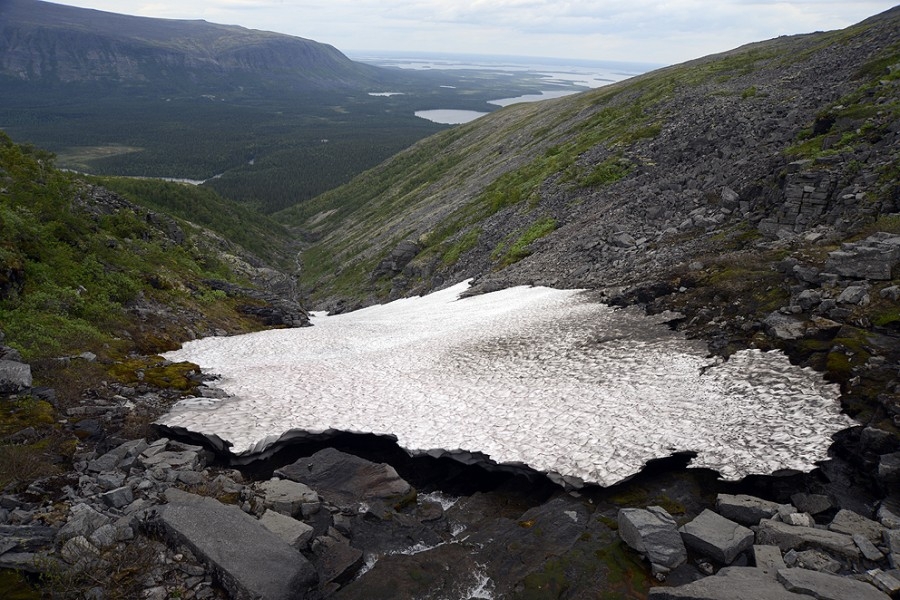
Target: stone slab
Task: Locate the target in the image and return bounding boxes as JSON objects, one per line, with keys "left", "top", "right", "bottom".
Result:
{"left": 679, "top": 509, "right": 754, "bottom": 565}
{"left": 259, "top": 509, "right": 314, "bottom": 550}
{"left": 156, "top": 488, "right": 317, "bottom": 600}
{"left": 753, "top": 545, "right": 786, "bottom": 577}
{"left": 716, "top": 494, "right": 785, "bottom": 526}
{"left": 777, "top": 567, "right": 890, "bottom": 600}
{"left": 755, "top": 519, "right": 860, "bottom": 559}
{"left": 648, "top": 567, "right": 808, "bottom": 600}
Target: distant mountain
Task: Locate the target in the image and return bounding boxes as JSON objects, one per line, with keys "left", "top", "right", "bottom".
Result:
{"left": 0, "top": 0, "right": 385, "bottom": 93}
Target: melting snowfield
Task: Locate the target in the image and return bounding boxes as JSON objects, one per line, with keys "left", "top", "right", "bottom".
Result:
{"left": 160, "top": 281, "right": 853, "bottom": 487}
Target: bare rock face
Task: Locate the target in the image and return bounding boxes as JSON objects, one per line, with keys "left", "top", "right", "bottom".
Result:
{"left": 275, "top": 448, "right": 415, "bottom": 510}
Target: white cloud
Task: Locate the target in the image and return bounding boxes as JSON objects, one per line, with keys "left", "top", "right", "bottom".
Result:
{"left": 48, "top": 0, "right": 898, "bottom": 63}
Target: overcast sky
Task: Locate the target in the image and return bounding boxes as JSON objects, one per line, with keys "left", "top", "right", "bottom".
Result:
{"left": 49, "top": 1, "right": 898, "bottom": 65}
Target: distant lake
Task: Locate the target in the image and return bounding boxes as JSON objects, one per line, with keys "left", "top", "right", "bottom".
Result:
{"left": 488, "top": 89, "right": 578, "bottom": 107}
{"left": 415, "top": 109, "right": 488, "bottom": 124}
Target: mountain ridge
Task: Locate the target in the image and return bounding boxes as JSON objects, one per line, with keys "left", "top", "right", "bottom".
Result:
{"left": 0, "top": 0, "right": 384, "bottom": 90}
{"left": 282, "top": 6, "right": 899, "bottom": 308}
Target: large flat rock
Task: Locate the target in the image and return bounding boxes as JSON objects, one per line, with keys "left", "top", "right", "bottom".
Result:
{"left": 156, "top": 488, "right": 317, "bottom": 600}
{"left": 648, "top": 567, "right": 808, "bottom": 600}
{"left": 777, "top": 567, "right": 890, "bottom": 600}
{"left": 755, "top": 519, "right": 860, "bottom": 559}
{"left": 275, "top": 447, "right": 414, "bottom": 509}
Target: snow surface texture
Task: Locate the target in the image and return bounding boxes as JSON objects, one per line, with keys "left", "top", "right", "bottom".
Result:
{"left": 160, "top": 281, "right": 852, "bottom": 487}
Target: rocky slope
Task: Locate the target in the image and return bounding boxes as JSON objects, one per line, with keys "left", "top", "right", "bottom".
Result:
{"left": 283, "top": 4, "right": 899, "bottom": 500}
{"left": 0, "top": 0, "right": 385, "bottom": 92}
{"left": 283, "top": 7, "right": 898, "bottom": 309}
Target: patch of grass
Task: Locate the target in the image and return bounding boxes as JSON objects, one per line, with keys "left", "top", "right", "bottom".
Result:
{"left": 741, "top": 85, "right": 758, "bottom": 99}
{"left": 441, "top": 227, "right": 481, "bottom": 267}
{"left": 495, "top": 217, "right": 558, "bottom": 267}
{"left": 577, "top": 157, "right": 633, "bottom": 188}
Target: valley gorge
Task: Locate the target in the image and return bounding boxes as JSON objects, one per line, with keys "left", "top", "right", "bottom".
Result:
{"left": 1, "top": 2, "right": 900, "bottom": 599}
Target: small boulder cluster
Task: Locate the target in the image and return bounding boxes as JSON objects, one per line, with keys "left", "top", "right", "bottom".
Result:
{"left": 0, "top": 429, "right": 443, "bottom": 599}
{"left": 619, "top": 492, "right": 900, "bottom": 599}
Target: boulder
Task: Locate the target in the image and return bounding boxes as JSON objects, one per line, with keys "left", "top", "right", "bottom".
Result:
{"left": 752, "top": 545, "right": 786, "bottom": 577}
{"left": 836, "top": 285, "right": 870, "bottom": 305}
{"left": 258, "top": 510, "right": 314, "bottom": 550}
{"left": 275, "top": 448, "right": 414, "bottom": 509}
{"left": 155, "top": 488, "right": 317, "bottom": 600}
{"left": 824, "top": 233, "right": 900, "bottom": 280}
{"left": 312, "top": 533, "right": 364, "bottom": 585}
{"left": 763, "top": 312, "right": 806, "bottom": 340}
{"left": 0, "top": 359, "right": 31, "bottom": 393}
{"left": 885, "top": 529, "right": 900, "bottom": 569}
{"left": 716, "top": 494, "right": 786, "bottom": 526}
{"left": 258, "top": 478, "right": 319, "bottom": 518}
{"left": 784, "top": 548, "right": 841, "bottom": 573}
{"left": 679, "top": 509, "right": 754, "bottom": 565}
{"left": 57, "top": 503, "right": 111, "bottom": 542}
{"left": 867, "top": 569, "right": 900, "bottom": 595}
{"left": 790, "top": 493, "right": 832, "bottom": 516}
{"left": 783, "top": 513, "right": 815, "bottom": 527}
{"left": 877, "top": 452, "right": 900, "bottom": 485}
{"left": 618, "top": 506, "right": 687, "bottom": 570}
{"left": 755, "top": 519, "right": 860, "bottom": 559}
{"left": 853, "top": 533, "right": 885, "bottom": 561}
{"left": 777, "top": 567, "right": 890, "bottom": 600}
{"left": 828, "top": 509, "right": 885, "bottom": 544}
{"left": 648, "top": 567, "right": 808, "bottom": 599}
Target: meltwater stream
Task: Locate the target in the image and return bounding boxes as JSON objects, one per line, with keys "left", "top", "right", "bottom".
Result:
{"left": 160, "top": 281, "right": 853, "bottom": 487}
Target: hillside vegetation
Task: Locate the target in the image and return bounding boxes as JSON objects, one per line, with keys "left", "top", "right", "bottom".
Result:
{"left": 0, "top": 0, "right": 612, "bottom": 214}
{"left": 0, "top": 131, "right": 300, "bottom": 361}
{"left": 281, "top": 7, "right": 899, "bottom": 311}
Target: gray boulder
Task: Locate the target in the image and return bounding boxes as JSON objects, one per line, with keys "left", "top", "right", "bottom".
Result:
{"left": 155, "top": 488, "right": 317, "bottom": 600}
{"left": 777, "top": 567, "right": 890, "bottom": 600}
{"left": 648, "top": 567, "right": 808, "bottom": 599}
{"left": 763, "top": 312, "right": 806, "bottom": 340}
{"left": 752, "top": 545, "right": 786, "bottom": 577}
{"left": 828, "top": 509, "right": 885, "bottom": 544}
{"left": 885, "top": 529, "right": 900, "bottom": 569}
{"left": 312, "top": 533, "right": 364, "bottom": 585}
{"left": 716, "top": 494, "right": 787, "bottom": 526}
{"left": 679, "top": 509, "right": 754, "bottom": 564}
{"left": 0, "top": 359, "right": 31, "bottom": 393}
{"left": 258, "top": 510, "right": 314, "bottom": 550}
{"left": 755, "top": 519, "right": 860, "bottom": 559}
{"left": 275, "top": 448, "right": 414, "bottom": 509}
{"left": 258, "top": 478, "right": 319, "bottom": 518}
{"left": 837, "top": 285, "right": 870, "bottom": 305}
{"left": 790, "top": 493, "right": 832, "bottom": 516}
{"left": 618, "top": 506, "right": 687, "bottom": 570}
{"left": 824, "top": 233, "right": 900, "bottom": 280}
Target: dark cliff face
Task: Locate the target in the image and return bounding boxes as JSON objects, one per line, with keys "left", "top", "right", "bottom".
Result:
{"left": 0, "top": 0, "right": 383, "bottom": 90}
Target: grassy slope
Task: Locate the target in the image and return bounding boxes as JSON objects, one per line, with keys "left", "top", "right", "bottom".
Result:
{"left": 278, "top": 9, "right": 899, "bottom": 307}
{"left": 0, "top": 131, "right": 292, "bottom": 360}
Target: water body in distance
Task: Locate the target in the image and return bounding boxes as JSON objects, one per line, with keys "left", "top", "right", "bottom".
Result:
{"left": 414, "top": 109, "right": 489, "bottom": 124}
{"left": 160, "top": 281, "right": 852, "bottom": 488}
